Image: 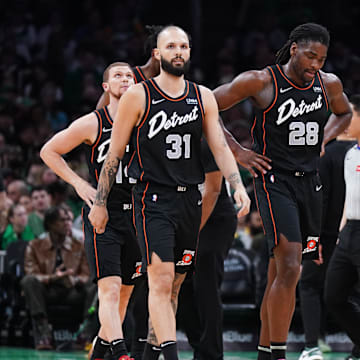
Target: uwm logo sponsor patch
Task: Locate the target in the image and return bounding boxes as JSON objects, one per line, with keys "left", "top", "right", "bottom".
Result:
{"left": 302, "top": 236, "right": 319, "bottom": 254}
{"left": 176, "top": 250, "right": 195, "bottom": 266}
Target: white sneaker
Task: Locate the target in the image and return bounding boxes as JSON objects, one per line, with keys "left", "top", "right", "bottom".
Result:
{"left": 299, "top": 347, "right": 323, "bottom": 360}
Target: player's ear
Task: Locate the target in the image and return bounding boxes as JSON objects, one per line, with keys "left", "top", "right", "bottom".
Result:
{"left": 153, "top": 48, "right": 161, "bottom": 61}
{"left": 290, "top": 42, "right": 297, "bottom": 57}
{"left": 102, "top": 82, "right": 109, "bottom": 92}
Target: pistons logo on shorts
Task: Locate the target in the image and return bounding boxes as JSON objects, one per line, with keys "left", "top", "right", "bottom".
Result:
{"left": 131, "top": 262, "right": 143, "bottom": 279}
{"left": 176, "top": 250, "right": 195, "bottom": 266}
{"left": 302, "top": 236, "right": 319, "bottom": 254}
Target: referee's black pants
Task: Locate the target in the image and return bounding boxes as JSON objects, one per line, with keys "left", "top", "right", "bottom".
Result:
{"left": 299, "top": 235, "right": 337, "bottom": 348}
{"left": 178, "top": 213, "right": 237, "bottom": 360}
{"left": 324, "top": 220, "right": 360, "bottom": 348}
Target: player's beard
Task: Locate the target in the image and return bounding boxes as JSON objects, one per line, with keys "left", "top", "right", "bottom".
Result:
{"left": 161, "top": 56, "right": 190, "bottom": 77}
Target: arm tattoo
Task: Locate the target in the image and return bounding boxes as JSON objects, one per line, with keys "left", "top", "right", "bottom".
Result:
{"left": 94, "top": 150, "right": 120, "bottom": 206}
{"left": 228, "top": 172, "right": 242, "bottom": 189}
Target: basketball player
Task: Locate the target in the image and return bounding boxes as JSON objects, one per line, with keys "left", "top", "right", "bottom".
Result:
{"left": 213, "top": 23, "right": 352, "bottom": 360}
{"left": 96, "top": 25, "right": 162, "bottom": 109}
{"left": 324, "top": 95, "right": 360, "bottom": 360}
{"left": 88, "top": 25, "right": 250, "bottom": 360}
{"left": 40, "top": 62, "right": 139, "bottom": 360}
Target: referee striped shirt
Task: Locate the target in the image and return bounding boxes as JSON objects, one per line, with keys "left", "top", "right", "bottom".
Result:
{"left": 344, "top": 144, "right": 360, "bottom": 220}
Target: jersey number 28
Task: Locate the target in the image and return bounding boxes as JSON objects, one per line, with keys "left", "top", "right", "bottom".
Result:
{"left": 289, "top": 121, "right": 319, "bottom": 146}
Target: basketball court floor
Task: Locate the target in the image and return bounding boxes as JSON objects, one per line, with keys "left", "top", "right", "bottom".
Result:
{"left": 0, "top": 347, "right": 351, "bottom": 359}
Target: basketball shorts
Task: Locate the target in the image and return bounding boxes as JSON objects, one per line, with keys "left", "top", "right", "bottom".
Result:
{"left": 254, "top": 170, "right": 322, "bottom": 259}
{"left": 82, "top": 204, "right": 142, "bottom": 284}
{"left": 132, "top": 182, "right": 202, "bottom": 273}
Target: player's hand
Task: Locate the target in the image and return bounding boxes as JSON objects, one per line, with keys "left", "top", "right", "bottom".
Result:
{"left": 232, "top": 145, "right": 272, "bottom": 177}
{"left": 74, "top": 179, "right": 97, "bottom": 208}
{"left": 88, "top": 204, "right": 108, "bottom": 234}
{"left": 320, "top": 142, "right": 326, "bottom": 157}
{"left": 233, "top": 187, "right": 251, "bottom": 218}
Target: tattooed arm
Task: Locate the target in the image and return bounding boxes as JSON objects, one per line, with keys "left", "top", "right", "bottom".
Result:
{"left": 201, "top": 86, "right": 250, "bottom": 218}
{"left": 88, "top": 84, "right": 145, "bottom": 233}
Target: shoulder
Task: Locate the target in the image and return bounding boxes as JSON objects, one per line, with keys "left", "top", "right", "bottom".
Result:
{"left": 318, "top": 70, "right": 343, "bottom": 94}
{"left": 119, "top": 83, "right": 146, "bottom": 104}
{"left": 70, "top": 112, "right": 98, "bottom": 129}
{"left": 345, "top": 145, "right": 357, "bottom": 158}
{"left": 198, "top": 85, "right": 218, "bottom": 110}
{"left": 27, "top": 236, "right": 49, "bottom": 250}
{"left": 234, "top": 68, "right": 273, "bottom": 88}
{"left": 66, "top": 112, "right": 99, "bottom": 144}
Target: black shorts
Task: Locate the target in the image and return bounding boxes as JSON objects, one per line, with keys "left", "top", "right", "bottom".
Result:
{"left": 254, "top": 170, "right": 322, "bottom": 259}
{"left": 82, "top": 204, "right": 142, "bottom": 284}
{"left": 132, "top": 182, "right": 202, "bottom": 273}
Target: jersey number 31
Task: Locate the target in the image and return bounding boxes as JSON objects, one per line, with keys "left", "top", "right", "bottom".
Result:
{"left": 166, "top": 134, "right": 191, "bottom": 159}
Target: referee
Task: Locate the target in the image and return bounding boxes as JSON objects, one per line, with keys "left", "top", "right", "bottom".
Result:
{"left": 324, "top": 95, "right": 360, "bottom": 360}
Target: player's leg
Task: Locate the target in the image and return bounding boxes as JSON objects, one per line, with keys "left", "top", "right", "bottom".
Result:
{"left": 143, "top": 272, "right": 186, "bottom": 359}
{"left": 147, "top": 253, "right": 178, "bottom": 359}
{"left": 258, "top": 258, "right": 276, "bottom": 360}
{"left": 129, "top": 278, "right": 149, "bottom": 360}
{"left": 298, "top": 259, "right": 324, "bottom": 360}
{"left": 254, "top": 174, "right": 302, "bottom": 360}
{"left": 119, "top": 284, "right": 134, "bottom": 323}
{"left": 268, "top": 236, "right": 302, "bottom": 360}
{"left": 97, "top": 276, "right": 129, "bottom": 358}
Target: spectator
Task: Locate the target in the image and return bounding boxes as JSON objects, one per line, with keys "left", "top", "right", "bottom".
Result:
{"left": 21, "top": 205, "right": 91, "bottom": 350}
{"left": 19, "top": 194, "right": 33, "bottom": 214}
{"left": 1, "top": 203, "right": 34, "bottom": 250}
{"left": 6, "top": 179, "right": 29, "bottom": 204}
{"left": 27, "top": 185, "right": 51, "bottom": 237}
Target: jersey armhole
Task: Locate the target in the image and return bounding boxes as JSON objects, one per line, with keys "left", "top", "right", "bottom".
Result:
{"left": 90, "top": 110, "right": 103, "bottom": 163}
{"left": 193, "top": 83, "right": 205, "bottom": 121}
{"left": 317, "top": 72, "right": 329, "bottom": 111}
{"left": 137, "top": 82, "right": 151, "bottom": 129}
{"left": 262, "top": 66, "right": 278, "bottom": 113}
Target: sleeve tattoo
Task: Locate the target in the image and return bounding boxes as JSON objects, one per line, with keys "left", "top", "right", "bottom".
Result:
{"left": 94, "top": 150, "right": 120, "bottom": 206}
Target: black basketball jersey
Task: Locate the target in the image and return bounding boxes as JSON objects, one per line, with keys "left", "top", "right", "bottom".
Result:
{"left": 132, "top": 66, "right": 147, "bottom": 84}
{"left": 128, "top": 78, "right": 205, "bottom": 186}
{"left": 84, "top": 106, "right": 136, "bottom": 207}
{"left": 252, "top": 64, "right": 330, "bottom": 172}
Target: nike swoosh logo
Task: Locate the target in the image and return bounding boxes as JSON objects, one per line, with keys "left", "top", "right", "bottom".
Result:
{"left": 280, "top": 87, "right": 293, "bottom": 93}
{"left": 112, "top": 339, "right": 123, "bottom": 346}
{"left": 138, "top": 338, "right": 147, "bottom": 342}
{"left": 100, "top": 341, "right": 110, "bottom": 346}
{"left": 197, "top": 199, "right": 202, "bottom": 206}
{"left": 315, "top": 185, "right": 322, "bottom": 191}
{"left": 152, "top": 99, "right": 165, "bottom": 105}
{"left": 102, "top": 127, "right": 112, "bottom": 132}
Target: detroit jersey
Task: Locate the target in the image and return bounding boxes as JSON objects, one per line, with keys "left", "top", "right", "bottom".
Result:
{"left": 132, "top": 66, "right": 147, "bottom": 84}
{"left": 128, "top": 78, "right": 205, "bottom": 186}
{"left": 252, "top": 64, "right": 329, "bottom": 172}
{"left": 84, "top": 106, "right": 135, "bottom": 208}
